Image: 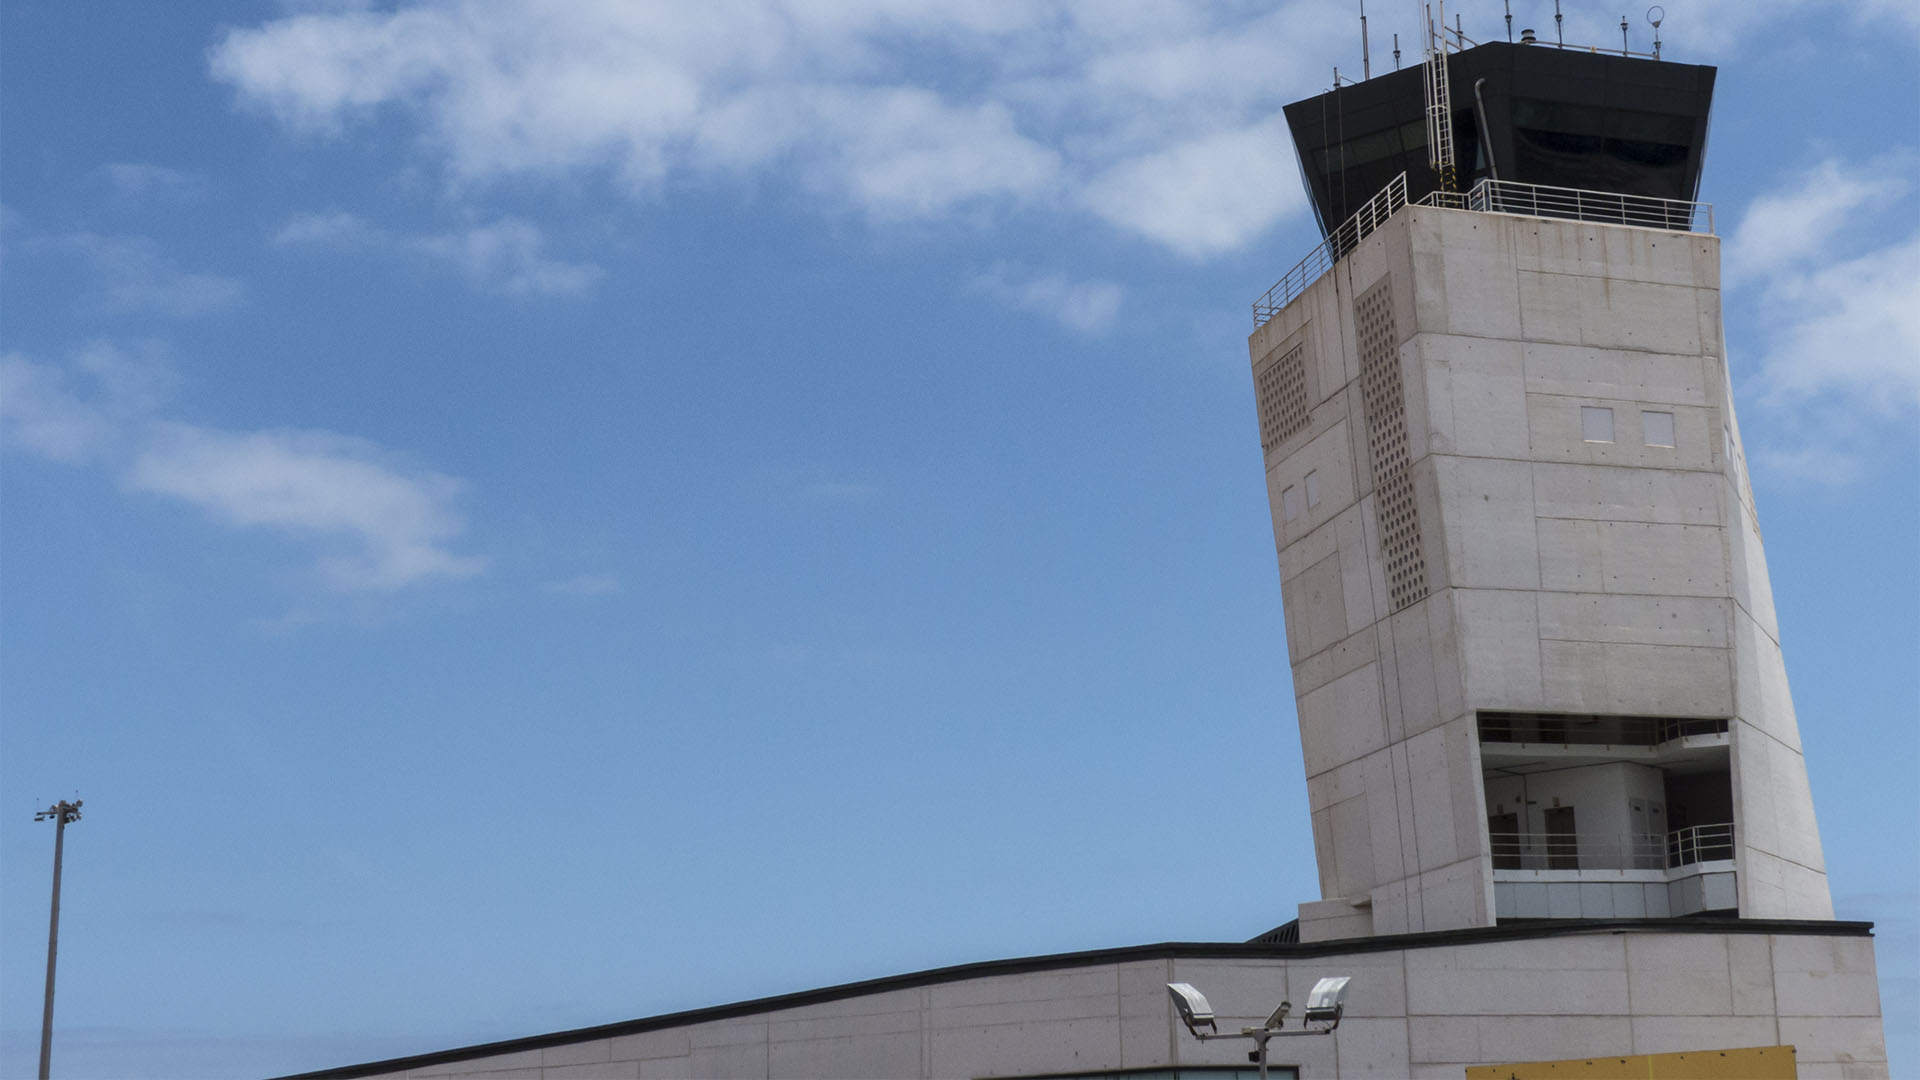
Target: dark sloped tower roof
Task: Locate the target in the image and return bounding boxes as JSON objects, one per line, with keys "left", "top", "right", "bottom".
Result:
{"left": 1284, "top": 41, "right": 1715, "bottom": 235}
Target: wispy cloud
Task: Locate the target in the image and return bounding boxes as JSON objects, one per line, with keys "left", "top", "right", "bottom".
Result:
{"left": 1081, "top": 118, "right": 1305, "bottom": 259}
{"left": 1726, "top": 154, "right": 1920, "bottom": 478}
{"left": 130, "top": 424, "right": 485, "bottom": 590}
{"left": 0, "top": 352, "right": 120, "bottom": 463}
{"left": 97, "top": 162, "right": 207, "bottom": 205}
{"left": 972, "top": 265, "right": 1124, "bottom": 335}
{"left": 1, "top": 344, "right": 483, "bottom": 591}
{"left": 546, "top": 573, "right": 622, "bottom": 596}
{"left": 1726, "top": 158, "right": 1911, "bottom": 286}
{"left": 0, "top": 340, "right": 173, "bottom": 463}
{"left": 207, "top": 3, "right": 1920, "bottom": 259}
{"left": 274, "top": 210, "right": 600, "bottom": 297}
{"left": 39, "top": 232, "right": 241, "bottom": 317}
{"left": 209, "top": 2, "right": 1346, "bottom": 257}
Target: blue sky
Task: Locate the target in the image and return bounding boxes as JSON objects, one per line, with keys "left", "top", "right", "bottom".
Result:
{"left": 1, "top": 2, "right": 1914, "bottom": 1077}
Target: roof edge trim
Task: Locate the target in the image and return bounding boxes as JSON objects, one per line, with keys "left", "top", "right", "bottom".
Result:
{"left": 274, "top": 917, "right": 1873, "bottom": 1079}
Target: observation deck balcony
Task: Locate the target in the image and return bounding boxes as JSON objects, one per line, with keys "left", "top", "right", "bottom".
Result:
{"left": 1251, "top": 172, "right": 1714, "bottom": 329}
{"left": 1490, "top": 823, "right": 1736, "bottom": 920}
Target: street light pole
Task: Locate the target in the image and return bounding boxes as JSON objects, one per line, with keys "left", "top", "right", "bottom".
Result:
{"left": 35, "top": 799, "right": 82, "bottom": 1080}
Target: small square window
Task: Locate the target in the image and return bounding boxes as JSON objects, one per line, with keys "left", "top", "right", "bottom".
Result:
{"left": 1643, "top": 410, "right": 1675, "bottom": 447}
{"left": 1582, "top": 406, "right": 1615, "bottom": 443}
{"left": 1281, "top": 485, "right": 1301, "bottom": 522}
{"left": 1304, "top": 470, "right": 1321, "bottom": 508}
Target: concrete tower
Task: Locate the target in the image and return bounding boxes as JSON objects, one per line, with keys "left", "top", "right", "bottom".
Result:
{"left": 1253, "top": 42, "right": 1831, "bottom": 942}
{"left": 286, "top": 35, "right": 1890, "bottom": 1080}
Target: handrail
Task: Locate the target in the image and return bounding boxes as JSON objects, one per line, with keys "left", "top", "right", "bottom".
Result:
{"left": 1462, "top": 177, "right": 1713, "bottom": 232}
{"left": 1477, "top": 713, "right": 1729, "bottom": 747}
{"left": 1489, "top": 823, "right": 1734, "bottom": 871}
{"left": 1252, "top": 172, "right": 1408, "bottom": 328}
{"left": 1253, "top": 176, "right": 1715, "bottom": 330}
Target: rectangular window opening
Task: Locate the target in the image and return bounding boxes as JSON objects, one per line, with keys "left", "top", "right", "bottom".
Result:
{"left": 1304, "top": 470, "right": 1321, "bottom": 508}
{"left": 1643, "top": 410, "right": 1675, "bottom": 447}
{"left": 1582, "top": 406, "right": 1615, "bottom": 443}
{"left": 1281, "top": 485, "right": 1301, "bottom": 522}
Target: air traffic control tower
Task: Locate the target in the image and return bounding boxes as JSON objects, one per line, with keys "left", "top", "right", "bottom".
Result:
{"left": 1251, "top": 37, "right": 1831, "bottom": 942}
{"left": 279, "top": 25, "right": 1893, "bottom": 1080}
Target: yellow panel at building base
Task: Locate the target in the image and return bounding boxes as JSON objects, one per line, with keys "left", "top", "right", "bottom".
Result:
{"left": 1466, "top": 1044, "right": 1796, "bottom": 1080}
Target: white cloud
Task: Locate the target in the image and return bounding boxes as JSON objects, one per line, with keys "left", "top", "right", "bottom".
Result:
{"left": 273, "top": 209, "right": 386, "bottom": 248}
{"left": 1, "top": 347, "right": 483, "bottom": 591}
{"left": 973, "top": 265, "right": 1124, "bottom": 335}
{"left": 417, "top": 219, "right": 602, "bottom": 297}
{"left": 1726, "top": 155, "right": 1920, "bottom": 479}
{"left": 1499, "top": 0, "right": 1918, "bottom": 58}
{"left": 43, "top": 232, "right": 242, "bottom": 317}
{"left": 1726, "top": 158, "right": 1910, "bottom": 284}
{"left": 130, "top": 424, "right": 485, "bottom": 590}
{"left": 1749, "top": 232, "right": 1920, "bottom": 414}
{"left": 1081, "top": 119, "right": 1304, "bottom": 259}
{"left": 546, "top": 573, "right": 622, "bottom": 596}
{"left": 98, "top": 162, "right": 207, "bottom": 204}
{"left": 0, "top": 352, "right": 118, "bottom": 463}
{"left": 274, "top": 211, "right": 600, "bottom": 297}
{"left": 0, "top": 341, "right": 172, "bottom": 463}
{"left": 206, "top": 1, "right": 1920, "bottom": 260}
{"left": 209, "top": 1, "right": 1346, "bottom": 257}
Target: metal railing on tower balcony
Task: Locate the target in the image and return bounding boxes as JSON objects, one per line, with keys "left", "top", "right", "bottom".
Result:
{"left": 1668, "top": 823, "right": 1736, "bottom": 866}
{"left": 1477, "top": 713, "right": 1729, "bottom": 747}
{"left": 1461, "top": 178, "right": 1714, "bottom": 233}
{"left": 1488, "top": 823, "right": 1735, "bottom": 872}
{"left": 1252, "top": 172, "right": 1408, "bottom": 328}
{"left": 1251, "top": 175, "right": 1717, "bottom": 330}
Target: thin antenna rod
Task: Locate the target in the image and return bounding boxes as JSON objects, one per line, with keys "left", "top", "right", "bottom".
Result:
{"left": 1504, "top": 0, "right": 1513, "bottom": 41}
{"left": 1360, "top": 0, "right": 1371, "bottom": 81}
{"left": 1555, "top": 0, "right": 1565, "bottom": 46}
{"left": 1393, "top": 32, "right": 1402, "bottom": 70}
{"left": 1620, "top": 15, "right": 1630, "bottom": 56}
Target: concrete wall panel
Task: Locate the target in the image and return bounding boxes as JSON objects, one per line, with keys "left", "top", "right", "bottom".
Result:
{"left": 1416, "top": 334, "right": 1530, "bottom": 460}
{"left": 1298, "top": 665, "right": 1391, "bottom": 776}
{"left": 1536, "top": 519, "right": 1728, "bottom": 597}
{"left": 1537, "top": 592, "right": 1729, "bottom": 649}
{"left": 1282, "top": 550, "right": 1351, "bottom": 663}
{"left": 1539, "top": 639, "right": 1731, "bottom": 715}
{"left": 1452, "top": 588, "right": 1544, "bottom": 708}
{"left": 1435, "top": 456, "right": 1540, "bottom": 590}
{"left": 1523, "top": 343, "right": 1708, "bottom": 408}
{"left": 1530, "top": 462, "right": 1719, "bottom": 525}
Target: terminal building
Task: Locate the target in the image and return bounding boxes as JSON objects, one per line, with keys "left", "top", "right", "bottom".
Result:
{"left": 282, "top": 30, "right": 1889, "bottom": 1080}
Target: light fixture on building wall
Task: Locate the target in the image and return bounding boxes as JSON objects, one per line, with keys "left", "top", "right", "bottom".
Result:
{"left": 1167, "top": 977, "right": 1350, "bottom": 1080}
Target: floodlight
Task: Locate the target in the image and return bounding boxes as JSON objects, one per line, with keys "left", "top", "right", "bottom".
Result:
{"left": 1303, "top": 975, "right": 1350, "bottom": 1023}
{"left": 1166, "top": 982, "right": 1217, "bottom": 1035}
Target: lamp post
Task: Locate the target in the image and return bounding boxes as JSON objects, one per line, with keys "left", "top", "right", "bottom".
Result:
{"left": 1167, "top": 976, "right": 1350, "bottom": 1080}
{"left": 35, "top": 799, "right": 82, "bottom": 1080}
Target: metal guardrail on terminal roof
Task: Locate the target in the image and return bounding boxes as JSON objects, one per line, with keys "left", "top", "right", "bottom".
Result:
{"left": 1252, "top": 174, "right": 1715, "bottom": 329}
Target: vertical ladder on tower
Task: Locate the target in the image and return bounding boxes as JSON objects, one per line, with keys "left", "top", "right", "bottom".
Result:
{"left": 1423, "top": 1, "right": 1457, "bottom": 192}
